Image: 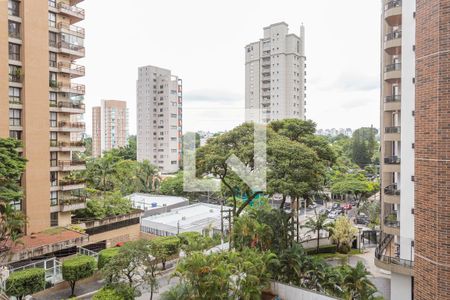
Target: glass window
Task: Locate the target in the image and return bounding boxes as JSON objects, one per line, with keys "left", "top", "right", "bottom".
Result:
{"left": 50, "top": 152, "right": 58, "bottom": 167}
{"left": 50, "top": 212, "right": 58, "bottom": 226}
{"left": 49, "top": 52, "right": 57, "bottom": 68}
{"left": 9, "top": 87, "right": 21, "bottom": 104}
{"left": 9, "top": 65, "right": 22, "bottom": 83}
{"left": 48, "top": 12, "right": 56, "bottom": 28}
{"left": 49, "top": 92, "right": 57, "bottom": 106}
{"left": 50, "top": 112, "right": 57, "bottom": 127}
{"left": 49, "top": 31, "right": 57, "bottom": 47}
{"left": 9, "top": 130, "right": 22, "bottom": 140}
{"left": 8, "top": 21, "right": 20, "bottom": 39}
{"left": 8, "top": 0, "right": 19, "bottom": 17}
{"left": 48, "top": 0, "right": 56, "bottom": 8}
{"left": 9, "top": 109, "right": 21, "bottom": 126}
{"left": 50, "top": 171, "right": 58, "bottom": 187}
{"left": 50, "top": 132, "right": 57, "bottom": 146}
{"left": 8, "top": 43, "right": 20, "bottom": 61}
{"left": 49, "top": 72, "right": 57, "bottom": 87}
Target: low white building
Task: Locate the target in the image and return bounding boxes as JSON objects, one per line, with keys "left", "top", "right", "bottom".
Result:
{"left": 140, "top": 203, "right": 230, "bottom": 237}
{"left": 125, "top": 193, "right": 189, "bottom": 218}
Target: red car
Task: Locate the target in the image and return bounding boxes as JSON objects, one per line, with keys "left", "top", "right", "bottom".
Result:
{"left": 343, "top": 203, "right": 352, "bottom": 210}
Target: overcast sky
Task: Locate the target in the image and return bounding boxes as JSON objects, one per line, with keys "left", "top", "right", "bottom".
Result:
{"left": 79, "top": 0, "right": 381, "bottom": 135}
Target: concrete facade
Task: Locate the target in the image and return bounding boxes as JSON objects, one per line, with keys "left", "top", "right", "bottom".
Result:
{"left": 245, "top": 22, "right": 306, "bottom": 123}
{"left": 92, "top": 100, "right": 128, "bottom": 157}
{"left": 0, "top": 0, "right": 86, "bottom": 233}
{"left": 136, "top": 65, "right": 182, "bottom": 173}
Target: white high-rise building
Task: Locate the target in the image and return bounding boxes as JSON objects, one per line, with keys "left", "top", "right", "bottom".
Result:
{"left": 136, "top": 65, "right": 182, "bottom": 173}
{"left": 245, "top": 22, "right": 306, "bottom": 123}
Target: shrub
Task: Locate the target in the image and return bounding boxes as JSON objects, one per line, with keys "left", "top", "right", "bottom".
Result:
{"left": 98, "top": 247, "right": 120, "bottom": 269}
{"left": 150, "top": 236, "right": 180, "bottom": 269}
{"left": 93, "top": 288, "right": 123, "bottom": 300}
{"left": 62, "top": 255, "right": 96, "bottom": 296}
{"left": 5, "top": 268, "right": 46, "bottom": 300}
{"left": 305, "top": 244, "right": 337, "bottom": 255}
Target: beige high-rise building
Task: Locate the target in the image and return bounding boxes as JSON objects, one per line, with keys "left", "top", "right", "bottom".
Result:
{"left": 0, "top": 0, "right": 86, "bottom": 233}
{"left": 136, "top": 65, "right": 182, "bottom": 173}
{"left": 92, "top": 100, "right": 128, "bottom": 157}
{"left": 245, "top": 22, "right": 306, "bottom": 123}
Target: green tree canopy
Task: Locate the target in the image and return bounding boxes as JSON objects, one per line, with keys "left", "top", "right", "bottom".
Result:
{"left": 5, "top": 268, "right": 45, "bottom": 300}
{"left": 62, "top": 255, "right": 96, "bottom": 296}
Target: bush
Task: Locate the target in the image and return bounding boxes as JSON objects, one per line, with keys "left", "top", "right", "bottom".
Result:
{"left": 305, "top": 244, "right": 337, "bottom": 255}
{"left": 93, "top": 288, "right": 123, "bottom": 300}
{"left": 98, "top": 247, "right": 120, "bottom": 269}
{"left": 5, "top": 268, "right": 46, "bottom": 300}
{"left": 150, "top": 236, "right": 180, "bottom": 269}
{"left": 62, "top": 255, "right": 96, "bottom": 296}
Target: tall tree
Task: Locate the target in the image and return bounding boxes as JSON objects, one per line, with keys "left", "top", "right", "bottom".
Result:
{"left": 302, "top": 213, "right": 334, "bottom": 254}
{"left": 136, "top": 160, "right": 159, "bottom": 193}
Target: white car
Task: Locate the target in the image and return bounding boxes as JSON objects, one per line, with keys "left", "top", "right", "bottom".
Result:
{"left": 328, "top": 211, "right": 339, "bottom": 219}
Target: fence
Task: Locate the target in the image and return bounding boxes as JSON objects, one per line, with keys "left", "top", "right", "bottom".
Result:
{"left": 77, "top": 246, "right": 99, "bottom": 260}
{"left": 8, "top": 257, "right": 63, "bottom": 286}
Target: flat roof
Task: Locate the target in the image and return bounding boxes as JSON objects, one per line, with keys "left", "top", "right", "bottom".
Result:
{"left": 125, "top": 193, "right": 188, "bottom": 210}
{"left": 141, "top": 203, "right": 230, "bottom": 231}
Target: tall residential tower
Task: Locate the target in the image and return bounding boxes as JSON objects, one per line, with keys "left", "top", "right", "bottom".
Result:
{"left": 376, "top": 0, "right": 450, "bottom": 299}
{"left": 245, "top": 22, "right": 306, "bottom": 123}
{"left": 136, "top": 65, "right": 182, "bottom": 173}
{"left": 0, "top": 0, "right": 86, "bottom": 232}
{"left": 92, "top": 100, "right": 128, "bottom": 157}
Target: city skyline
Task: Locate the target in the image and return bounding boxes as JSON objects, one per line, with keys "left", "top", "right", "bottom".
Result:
{"left": 78, "top": 0, "right": 380, "bottom": 135}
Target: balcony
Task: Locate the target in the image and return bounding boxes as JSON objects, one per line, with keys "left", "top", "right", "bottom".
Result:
{"left": 384, "top": 63, "right": 401, "bottom": 82}
{"left": 50, "top": 140, "right": 85, "bottom": 152}
{"left": 384, "top": 213, "right": 400, "bottom": 235}
{"left": 384, "top": 156, "right": 400, "bottom": 164}
{"left": 50, "top": 101, "right": 85, "bottom": 114}
{"left": 384, "top": 156, "right": 400, "bottom": 172}
{"left": 384, "top": 31, "right": 402, "bottom": 55}
{"left": 58, "top": 41, "right": 85, "bottom": 58}
{"left": 57, "top": 2, "right": 85, "bottom": 23}
{"left": 59, "top": 196, "right": 87, "bottom": 212}
{"left": 58, "top": 62, "right": 85, "bottom": 78}
{"left": 374, "top": 234, "right": 413, "bottom": 276}
{"left": 384, "top": 126, "right": 401, "bottom": 141}
{"left": 58, "top": 160, "right": 86, "bottom": 171}
{"left": 261, "top": 84, "right": 270, "bottom": 90}
{"left": 53, "top": 121, "right": 85, "bottom": 132}
{"left": 58, "top": 82, "right": 85, "bottom": 95}
{"left": 384, "top": 184, "right": 400, "bottom": 204}
{"left": 384, "top": 95, "right": 401, "bottom": 111}
{"left": 58, "top": 178, "right": 86, "bottom": 191}
{"left": 57, "top": 22, "right": 85, "bottom": 38}
{"left": 384, "top": 0, "right": 402, "bottom": 26}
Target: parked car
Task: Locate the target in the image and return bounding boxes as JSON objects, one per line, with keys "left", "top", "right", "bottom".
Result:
{"left": 328, "top": 211, "right": 339, "bottom": 219}
{"left": 343, "top": 203, "right": 353, "bottom": 210}
{"left": 355, "top": 214, "right": 370, "bottom": 225}
{"left": 331, "top": 203, "right": 340, "bottom": 210}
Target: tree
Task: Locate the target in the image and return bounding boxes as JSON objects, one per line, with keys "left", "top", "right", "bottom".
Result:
{"left": 0, "top": 138, "right": 27, "bottom": 264}
{"left": 351, "top": 127, "right": 378, "bottom": 168}
{"left": 339, "top": 261, "right": 380, "bottom": 300}
{"left": 5, "top": 268, "right": 45, "bottom": 300}
{"left": 331, "top": 174, "right": 378, "bottom": 207}
{"left": 102, "top": 240, "right": 160, "bottom": 300}
{"left": 109, "top": 135, "right": 137, "bottom": 161}
{"left": 160, "top": 284, "right": 190, "bottom": 300}
{"left": 150, "top": 236, "right": 180, "bottom": 270}
{"left": 98, "top": 247, "right": 120, "bottom": 269}
{"left": 330, "top": 216, "right": 358, "bottom": 254}
{"left": 74, "top": 192, "right": 132, "bottom": 220}
{"left": 93, "top": 284, "right": 134, "bottom": 300}
{"left": 62, "top": 255, "right": 96, "bottom": 296}
{"left": 136, "top": 160, "right": 159, "bottom": 193}
{"left": 159, "top": 172, "right": 185, "bottom": 197}
{"left": 233, "top": 214, "right": 273, "bottom": 251}
{"left": 85, "top": 153, "right": 117, "bottom": 193}
{"left": 302, "top": 213, "right": 334, "bottom": 254}
{"left": 178, "top": 231, "right": 214, "bottom": 255}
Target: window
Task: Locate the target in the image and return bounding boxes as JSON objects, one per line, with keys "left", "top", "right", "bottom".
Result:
{"left": 8, "top": 0, "right": 19, "bottom": 17}
{"left": 48, "top": 0, "right": 56, "bottom": 8}
{"left": 49, "top": 52, "right": 57, "bottom": 68}
{"left": 49, "top": 92, "right": 57, "bottom": 106}
{"left": 8, "top": 43, "right": 20, "bottom": 61}
{"left": 9, "top": 65, "right": 22, "bottom": 83}
{"left": 8, "top": 21, "right": 20, "bottom": 39}
{"left": 9, "top": 87, "right": 21, "bottom": 104}
{"left": 50, "top": 131, "right": 57, "bottom": 146}
{"left": 50, "top": 112, "right": 57, "bottom": 127}
{"left": 49, "top": 72, "right": 57, "bottom": 87}
{"left": 48, "top": 12, "right": 56, "bottom": 28}
{"left": 50, "top": 152, "right": 58, "bottom": 167}
{"left": 9, "top": 130, "right": 22, "bottom": 140}
{"left": 50, "top": 212, "right": 58, "bottom": 227}
{"left": 9, "top": 109, "right": 21, "bottom": 126}
{"left": 50, "top": 171, "right": 58, "bottom": 187}
{"left": 49, "top": 31, "right": 57, "bottom": 47}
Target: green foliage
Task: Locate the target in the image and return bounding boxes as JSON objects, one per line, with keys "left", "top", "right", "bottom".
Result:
{"left": 159, "top": 172, "right": 186, "bottom": 197}
{"left": 92, "top": 288, "right": 123, "bottom": 300}
{"left": 338, "top": 261, "right": 380, "bottom": 299}
{"left": 305, "top": 244, "right": 338, "bottom": 255}
{"left": 233, "top": 214, "right": 273, "bottom": 252}
{"left": 330, "top": 216, "right": 358, "bottom": 254}
{"left": 331, "top": 174, "right": 378, "bottom": 207}
{"left": 5, "top": 268, "right": 45, "bottom": 300}
{"left": 351, "top": 127, "right": 378, "bottom": 168}
{"left": 150, "top": 236, "right": 181, "bottom": 269}
{"left": 109, "top": 135, "right": 137, "bottom": 161}
{"left": 74, "top": 192, "right": 132, "bottom": 220}
{"left": 177, "top": 232, "right": 215, "bottom": 254}
{"left": 302, "top": 213, "right": 334, "bottom": 254}
{"left": 62, "top": 255, "right": 96, "bottom": 296}
{"left": 98, "top": 247, "right": 120, "bottom": 269}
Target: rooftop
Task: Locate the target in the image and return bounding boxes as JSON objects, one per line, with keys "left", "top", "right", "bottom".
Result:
{"left": 125, "top": 193, "right": 189, "bottom": 211}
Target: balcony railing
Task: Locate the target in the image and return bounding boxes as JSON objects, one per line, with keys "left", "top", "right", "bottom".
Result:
{"left": 384, "top": 156, "right": 401, "bottom": 164}
{"left": 9, "top": 74, "right": 22, "bottom": 83}
{"left": 58, "top": 62, "right": 85, "bottom": 76}
{"left": 59, "top": 196, "right": 86, "bottom": 206}
{"left": 385, "top": 0, "right": 402, "bottom": 10}
{"left": 51, "top": 101, "right": 85, "bottom": 110}
{"left": 385, "top": 63, "right": 401, "bottom": 72}
{"left": 50, "top": 141, "right": 85, "bottom": 148}
{"left": 385, "top": 126, "right": 401, "bottom": 134}
{"left": 59, "top": 178, "right": 85, "bottom": 187}
{"left": 385, "top": 95, "right": 401, "bottom": 102}
{"left": 57, "top": 22, "right": 85, "bottom": 37}
{"left": 56, "top": 121, "right": 85, "bottom": 130}
{"left": 384, "top": 215, "right": 400, "bottom": 227}
{"left": 57, "top": 2, "right": 85, "bottom": 19}
{"left": 384, "top": 184, "right": 400, "bottom": 195}
{"left": 58, "top": 41, "right": 85, "bottom": 55}
{"left": 58, "top": 82, "right": 86, "bottom": 94}
{"left": 385, "top": 30, "right": 402, "bottom": 41}
{"left": 8, "top": 30, "right": 20, "bottom": 39}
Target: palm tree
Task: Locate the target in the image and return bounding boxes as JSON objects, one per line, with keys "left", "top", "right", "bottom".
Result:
{"left": 159, "top": 284, "right": 190, "bottom": 300}
{"left": 302, "top": 212, "right": 334, "bottom": 254}
{"left": 87, "top": 154, "right": 116, "bottom": 194}
{"left": 136, "top": 160, "right": 159, "bottom": 193}
{"left": 340, "top": 261, "right": 379, "bottom": 300}
{"left": 277, "top": 243, "right": 309, "bottom": 285}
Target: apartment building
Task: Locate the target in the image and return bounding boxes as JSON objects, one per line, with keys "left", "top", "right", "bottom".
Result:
{"left": 136, "top": 65, "right": 182, "bottom": 173}
{"left": 0, "top": 0, "right": 86, "bottom": 233}
{"left": 376, "top": 0, "right": 450, "bottom": 299}
{"left": 92, "top": 100, "right": 128, "bottom": 157}
{"left": 245, "top": 22, "right": 306, "bottom": 123}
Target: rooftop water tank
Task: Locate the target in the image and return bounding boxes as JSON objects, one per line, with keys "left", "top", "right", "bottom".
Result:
{"left": 151, "top": 202, "right": 157, "bottom": 208}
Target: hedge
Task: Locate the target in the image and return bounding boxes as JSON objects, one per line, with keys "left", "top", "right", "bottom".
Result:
{"left": 98, "top": 247, "right": 120, "bottom": 269}
{"left": 92, "top": 288, "right": 123, "bottom": 300}
{"left": 62, "top": 255, "right": 96, "bottom": 296}
{"left": 305, "top": 244, "right": 337, "bottom": 255}
{"left": 5, "top": 268, "right": 46, "bottom": 300}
